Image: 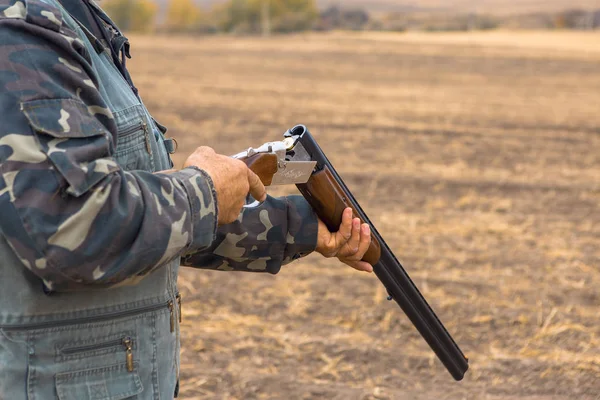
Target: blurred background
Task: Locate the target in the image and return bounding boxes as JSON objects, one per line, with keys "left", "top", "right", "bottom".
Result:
{"left": 110, "top": 0, "right": 599, "bottom": 398}
{"left": 103, "top": 0, "right": 600, "bottom": 33}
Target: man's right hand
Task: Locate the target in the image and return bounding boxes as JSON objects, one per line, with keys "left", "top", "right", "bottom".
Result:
{"left": 183, "top": 146, "right": 267, "bottom": 225}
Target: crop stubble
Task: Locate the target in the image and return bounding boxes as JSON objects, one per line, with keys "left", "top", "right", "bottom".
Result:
{"left": 127, "top": 32, "right": 600, "bottom": 399}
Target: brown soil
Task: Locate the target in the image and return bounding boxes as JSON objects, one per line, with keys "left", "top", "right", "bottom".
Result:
{"left": 128, "top": 31, "right": 600, "bottom": 400}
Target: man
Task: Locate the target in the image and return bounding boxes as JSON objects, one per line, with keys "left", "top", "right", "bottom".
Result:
{"left": 0, "top": 0, "right": 372, "bottom": 398}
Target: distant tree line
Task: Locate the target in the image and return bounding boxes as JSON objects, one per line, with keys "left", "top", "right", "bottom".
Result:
{"left": 101, "top": 0, "right": 600, "bottom": 34}
{"left": 102, "top": 0, "right": 317, "bottom": 34}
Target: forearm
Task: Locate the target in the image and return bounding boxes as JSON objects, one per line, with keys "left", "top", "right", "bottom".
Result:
{"left": 0, "top": 132, "right": 218, "bottom": 291}
{"left": 182, "top": 195, "right": 318, "bottom": 273}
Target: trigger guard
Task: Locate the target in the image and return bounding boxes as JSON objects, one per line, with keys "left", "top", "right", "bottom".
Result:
{"left": 243, "top": 200, "right": 262, "bottom": 209}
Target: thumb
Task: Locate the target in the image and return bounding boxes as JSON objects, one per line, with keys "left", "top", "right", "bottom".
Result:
{"left": 247, "top": 168, "right": 267, "bottom": 202}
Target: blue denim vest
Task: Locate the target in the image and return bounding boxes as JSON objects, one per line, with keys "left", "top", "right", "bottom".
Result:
{"left": 0, "top": 1, "right": 182, "bottom": 398}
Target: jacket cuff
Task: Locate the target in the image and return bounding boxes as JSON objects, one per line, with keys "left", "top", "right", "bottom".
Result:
{"left": 283, "top": 195, "right": 318, "bottom": 263}
{"left": 172, "top": 167, "right": 218, "bottom": 250}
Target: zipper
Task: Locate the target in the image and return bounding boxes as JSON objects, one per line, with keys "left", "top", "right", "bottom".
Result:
{"left": 123, "top": 337, "right": 134, "bottom": 372}
{"left": 117, "top": 121, "right": 152, "bottom": 156}
{"left": 174, "top": 293, "right": 182, "bottom": 388}
{"left": 0, "top": 300, "right": 171, "bottom": 331}
{"left": 118, "top": 121, "right": 143, "bottom": 137}
{"left": 168, "top": 300, "right": 175, "bottom": 333}
{"left": 60, "top": 336, "right": 135, "bottom": 373}
{"left": 61, "top": 338, "right": 124, "bottom": 355}
{"left": 142, "top": 122, "right": 152, "bottom": 155}
{"left": 176, "top": 293, "right": 182, "bottom": 323}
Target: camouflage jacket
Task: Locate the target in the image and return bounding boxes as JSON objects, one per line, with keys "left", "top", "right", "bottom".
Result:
{"left": 0, "top": 0, "right": 318, "bottom": 292}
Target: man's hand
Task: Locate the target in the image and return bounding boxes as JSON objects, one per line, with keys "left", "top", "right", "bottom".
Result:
{"left": 315, "top": 208, "right": 373, "bottom": 273}
{"left": 183, "top": 146, "right": 267, "bottom": 225}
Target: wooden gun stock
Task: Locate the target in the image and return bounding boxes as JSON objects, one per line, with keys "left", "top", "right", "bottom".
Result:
{"left": 296, "top": 167, "right": 382, "bottom": 265}
{"left": 241, "top": 154, "right": 381, "bottom": 266}
{"left": 241, "top": 153, "right": 278, "bottom": 186}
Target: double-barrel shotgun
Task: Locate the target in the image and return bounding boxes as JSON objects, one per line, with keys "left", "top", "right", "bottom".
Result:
{"left": 232, "top": 125, "right": 469, "bottom": 381}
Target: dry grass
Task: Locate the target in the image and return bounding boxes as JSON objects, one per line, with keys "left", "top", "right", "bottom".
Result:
{"left": 346, "top": 31, "right": 600, "bottom": 58}
{"left": 127, "top": 31, "right": 600, "bottom": 399}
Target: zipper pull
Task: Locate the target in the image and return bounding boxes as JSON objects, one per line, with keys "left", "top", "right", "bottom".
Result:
{"left": 176, "top": 294, "right": 182, "bottom": 323}
{"left": 122, "top": 337, "right": 134, "bottom": 372}
{"left": 142, "top": 122, "right": 152, "bottom": 155}
{"left": 168, "top": 300, "right": 175, "bottom": 332}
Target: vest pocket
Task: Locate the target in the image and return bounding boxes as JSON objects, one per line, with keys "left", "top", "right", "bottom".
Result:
{"left": 55, "top": 362, "right": 143, "bottom": 400}
{"left": 18, "top": 308, "right": 166, "bottom": 399}
{"left": 21, "top": 98, "right": 117, "bottom": 197}
{"left": 113, "top": 105, "right": 154, "bottom": 172}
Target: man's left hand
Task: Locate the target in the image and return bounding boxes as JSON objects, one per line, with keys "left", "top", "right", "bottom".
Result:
{"left": 315, "top": 208, "right": 373, "bottom": 273}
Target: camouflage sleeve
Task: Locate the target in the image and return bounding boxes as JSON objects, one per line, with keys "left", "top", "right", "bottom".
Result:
{"left": 182, "top": 195, "right": 318, "bottom": 274}
{"left": 0, "top": 1, "right": 217, "bottom": 291}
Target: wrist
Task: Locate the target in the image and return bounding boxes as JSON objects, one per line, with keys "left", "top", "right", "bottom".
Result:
{"left": 172, "top": 167, "right": 219, "bottom": 249}
{"left": 282, "top": 195, "right": 319, "bottom": 262}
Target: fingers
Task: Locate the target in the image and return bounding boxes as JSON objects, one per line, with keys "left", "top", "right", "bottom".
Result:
{"left": 336, "top": 209, "right": 372, "bottom": 271}
{"left": 315, "top": 209, "right": 353, "bottom": 257}
{"left": 335, "top": 208, "right": 353, "bottom": 245}
{"left": 337, "top": 217, "right": 360, "bottom": 258}
{"left": 315, "top": 208, "right": 374, "bottom": 274}
{"left": 345, "top": 223, "right": 371, "bottom": 261}
{"left": 358, "top": 224, "right": 371, "bottom": 254}
{"left": 183, "top": 146, "right": 270, "bottom": 226}
{"left": 346, "top": 218, "right": 361, "bottom": 253}
{"left": 247, "top": 168, "right": 267, "bottom": 202}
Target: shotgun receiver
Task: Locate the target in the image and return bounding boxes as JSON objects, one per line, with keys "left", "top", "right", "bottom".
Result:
{"left": 233, "top": 125, "right": 469, "bottom": 381}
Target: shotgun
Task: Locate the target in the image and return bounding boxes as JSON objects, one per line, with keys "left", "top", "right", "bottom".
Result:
{"left": 233, "top": 124, "right": 469, "bottom": 380}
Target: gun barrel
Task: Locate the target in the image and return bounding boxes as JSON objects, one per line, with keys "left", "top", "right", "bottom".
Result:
{"left": 288, "top": 125, "right": 469, "bottom": 381}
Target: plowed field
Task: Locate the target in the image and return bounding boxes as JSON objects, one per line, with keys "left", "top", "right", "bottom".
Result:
{"left": 128, "top": 31, "right": 600, "bottom": 399}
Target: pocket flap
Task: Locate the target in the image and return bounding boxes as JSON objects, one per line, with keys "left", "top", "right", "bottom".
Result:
{"left": 21, "top": 98, "right": 108, "bottom": 138}
{"left": 21, "top": 98, "right": 116, "bottom": 197}
{"left": 56, "top": 363, "right": 143, "bottom": 400}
